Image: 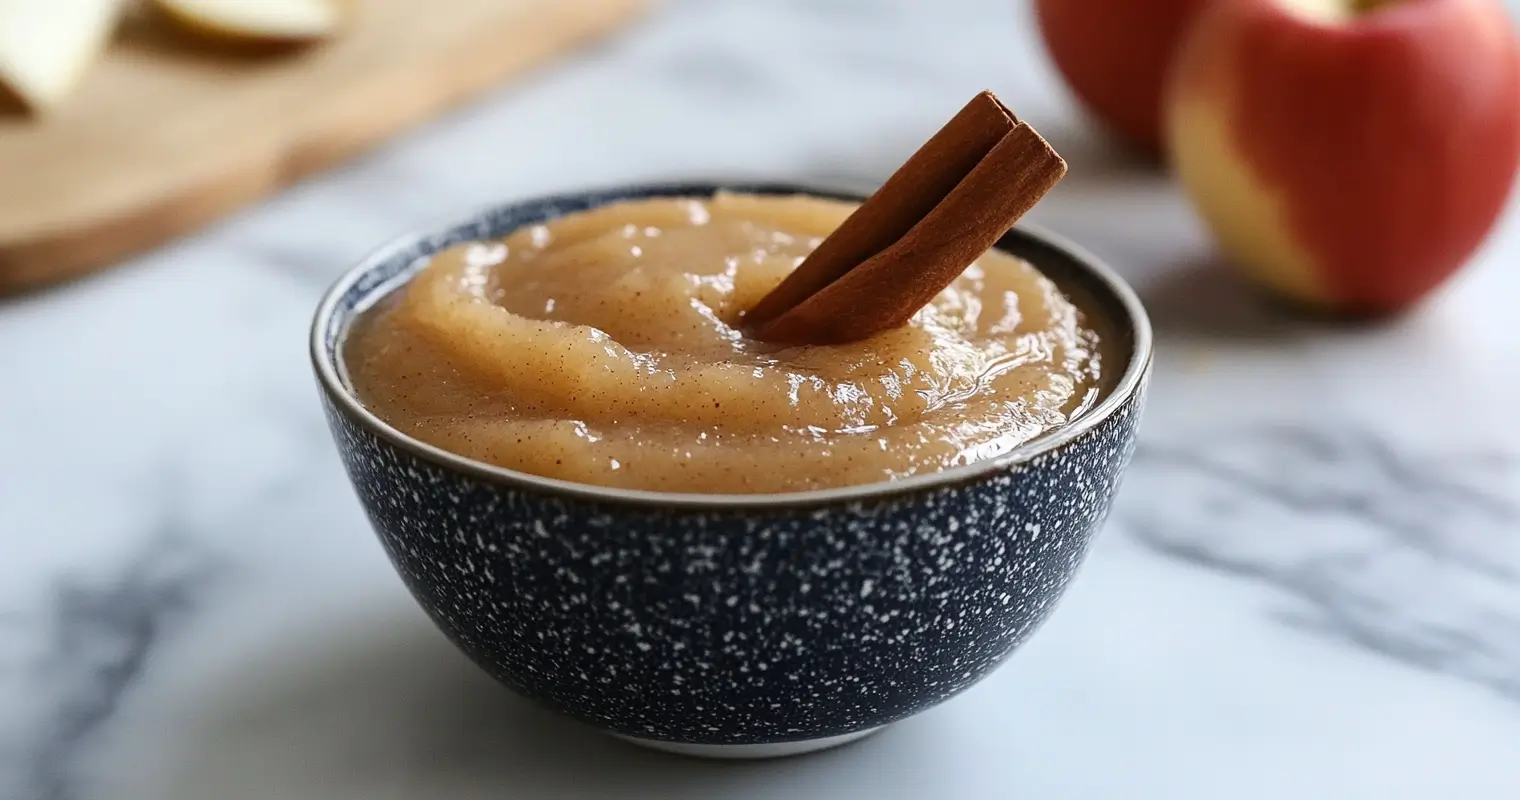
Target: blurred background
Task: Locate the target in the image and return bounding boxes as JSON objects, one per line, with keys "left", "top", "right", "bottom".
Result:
{"left": 1, "top": 0, "right": 1518, "bottom": 798}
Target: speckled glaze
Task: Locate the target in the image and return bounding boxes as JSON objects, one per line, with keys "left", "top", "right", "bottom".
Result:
{"left": 311, "top": 183, "right": 1152, "bottom": 754}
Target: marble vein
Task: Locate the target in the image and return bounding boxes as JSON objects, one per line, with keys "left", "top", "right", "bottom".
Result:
{"left": 8, "top": 537, "right": 220, "bottom": 800}
{"left": 1121, "top": 423, "right": 1520, "bottom": 703}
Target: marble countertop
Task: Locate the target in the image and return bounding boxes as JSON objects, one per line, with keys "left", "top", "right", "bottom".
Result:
{"left": 3, "top": 0, "right": 1518, "bottom": 797}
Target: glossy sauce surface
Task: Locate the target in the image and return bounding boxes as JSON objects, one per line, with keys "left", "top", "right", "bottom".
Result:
{"left": 343, "top": 193, "right": 1108, "bottom": 494}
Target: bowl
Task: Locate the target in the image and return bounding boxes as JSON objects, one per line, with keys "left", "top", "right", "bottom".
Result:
{"left": 310, "top": 182, "right": 1153, "bottom": 759}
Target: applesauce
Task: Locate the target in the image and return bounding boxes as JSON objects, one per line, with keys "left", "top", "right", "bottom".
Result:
{"left": 342, "top": 193, "right": 1108, "bottom": 494}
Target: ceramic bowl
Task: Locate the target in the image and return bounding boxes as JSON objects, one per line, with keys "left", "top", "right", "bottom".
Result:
{"left": 310, "top": 182, "right": 1152, "bottom": 759}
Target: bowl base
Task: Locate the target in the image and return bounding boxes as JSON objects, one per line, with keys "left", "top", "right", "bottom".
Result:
{"left": 612, "top": 725, "right": 886, "bottom": 760}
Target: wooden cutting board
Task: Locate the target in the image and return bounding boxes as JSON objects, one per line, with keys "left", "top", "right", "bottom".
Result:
{"left": 0, "top": 0, "right": 651, "bottom": 295}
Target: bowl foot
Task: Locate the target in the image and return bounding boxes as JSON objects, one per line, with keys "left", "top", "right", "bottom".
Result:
{"left": 612, "top": 725, "right": 886, "bottom": 760}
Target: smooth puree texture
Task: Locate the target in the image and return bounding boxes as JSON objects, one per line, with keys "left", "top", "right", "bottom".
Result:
{"left": 342, "top": 193, "right": 1107, "bottom": 494}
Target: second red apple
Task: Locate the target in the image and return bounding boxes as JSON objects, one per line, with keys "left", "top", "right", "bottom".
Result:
{"left": 1034, "top": 0, "right": 1210, "bottom": 152}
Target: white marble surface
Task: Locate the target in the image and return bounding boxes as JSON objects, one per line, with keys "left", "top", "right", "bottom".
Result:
{"left": 3, "top": 0, "right": 1519, "bottom": 797}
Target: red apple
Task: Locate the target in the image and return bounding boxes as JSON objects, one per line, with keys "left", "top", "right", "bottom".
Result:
{"left": 1165, "top": 0, "right": 1520, "bottom": 314}
{"left": 1034, "top": 0, "right": 1211, "bottom": 152}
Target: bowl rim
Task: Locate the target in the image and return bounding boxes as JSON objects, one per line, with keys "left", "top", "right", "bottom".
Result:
{"left": 310, "top": 180, "right": 1153, "bottom": 509}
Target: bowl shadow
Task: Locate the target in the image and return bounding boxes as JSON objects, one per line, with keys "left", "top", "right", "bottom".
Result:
{"left": 140, "top": 602, "right": 913, "bottom": 799}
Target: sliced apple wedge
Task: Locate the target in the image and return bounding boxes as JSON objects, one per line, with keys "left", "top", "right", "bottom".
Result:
{"left": 153, "top": 0, "right": 343, "bottom": 45}
{"left": 0, "top": 0, "right": 122, "bottom": 113}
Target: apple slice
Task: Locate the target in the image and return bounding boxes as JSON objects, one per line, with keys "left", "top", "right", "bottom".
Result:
{"left": 152, "top": 0, "right": 343, "bottom": 45}
{"left": 0, "top": 0, "right": 122, "bottom": 113}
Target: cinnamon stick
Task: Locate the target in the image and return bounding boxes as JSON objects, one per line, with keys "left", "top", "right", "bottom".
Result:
{"left": 743, "top": 91, "right": 1067, "bottom": 345}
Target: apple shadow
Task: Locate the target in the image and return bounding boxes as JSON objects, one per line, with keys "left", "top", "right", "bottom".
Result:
{"left": 114, "top": 5, "right": 324, "bottom": 66}
{"left": 800, "top": 109, "right": 1162, "bottom": 195}
{"left": 135, "top": 603, "right": 919, "bottom": 800}
{"left": 1138, "top": 255, "right": 1415, "bottom": 344}
{"left": 1139, "top": 256, "right": 1305, "bottom": 343}
{"left": 1017, "top": 112, "right": 1165, "bottom": 188}
{"left": 0, "top": 80, "right": 28, "bottom": 117}
{"left": 798, "top": 127, "right": 929, "bottom": 194}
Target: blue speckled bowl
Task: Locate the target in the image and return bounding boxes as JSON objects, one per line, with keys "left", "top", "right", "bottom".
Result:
{"left": 311, "top": 182, "right": 1152, "bottom": 759}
